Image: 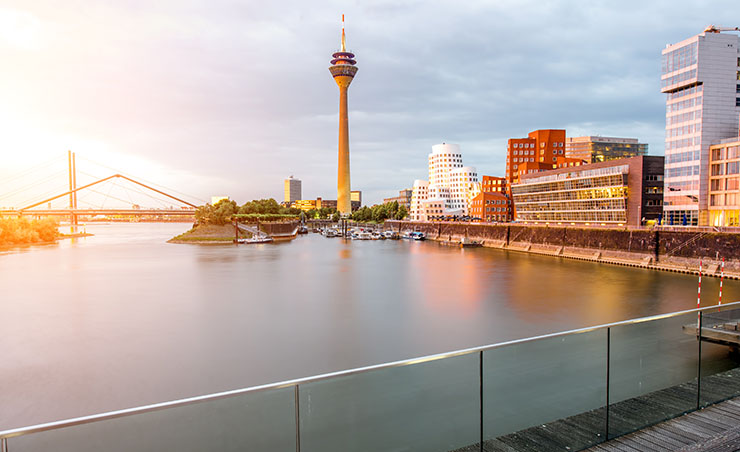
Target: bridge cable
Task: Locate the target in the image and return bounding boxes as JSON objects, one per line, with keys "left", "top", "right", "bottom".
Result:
{"left": 113, "top": 180, "right": 175, "bottom": 208}
{"left": 75, "top": 155, "right": 207, "bottom": 204}
{"left": 0, "top": 154, "right": 67, "bottom": 187}
{"left": 78, "top": 172, "right": 169, "bottom": 209}
{"left": 0, "top": 170, "right": 68, "bottom": 203}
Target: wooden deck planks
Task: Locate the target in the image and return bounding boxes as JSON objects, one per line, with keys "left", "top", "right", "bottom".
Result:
{"left": 588, "top": 395, "right": 740, "bottom": 452}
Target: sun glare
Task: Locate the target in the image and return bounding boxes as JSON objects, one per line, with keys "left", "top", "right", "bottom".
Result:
{"left": 0, "top": 8, "right": 42, "bottom": 50}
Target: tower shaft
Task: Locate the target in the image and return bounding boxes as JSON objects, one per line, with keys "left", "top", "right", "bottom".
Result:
{"left": 337, "top": 86, "right": 351, "bottom": 214}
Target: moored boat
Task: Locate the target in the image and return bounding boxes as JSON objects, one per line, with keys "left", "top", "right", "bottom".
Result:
{"left": 236, "top": 236, "right": 273, "bottom": 244}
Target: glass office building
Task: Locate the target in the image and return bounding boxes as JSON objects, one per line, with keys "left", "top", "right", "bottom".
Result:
{"left": 565, "top": 136, "right": 648, "bottom": 164}
{"left": 661, "top": 29, "right": 740, "bottom": 226}
{"left": 512, "top": 156, "right": 664, "bottom": 225}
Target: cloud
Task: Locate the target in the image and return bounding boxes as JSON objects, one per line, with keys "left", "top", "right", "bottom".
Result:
{"left": 0, "top": 0, "right": 735, "bottom": 205}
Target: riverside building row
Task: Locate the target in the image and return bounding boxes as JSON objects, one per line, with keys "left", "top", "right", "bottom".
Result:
{"left": 407, "top": 132, "right": 647, "bottom": 223}
{"left": 403, "top": 27, "right": 739, "bottom": 226}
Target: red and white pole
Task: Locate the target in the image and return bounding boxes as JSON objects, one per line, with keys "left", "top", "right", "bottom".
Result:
{"left": 697, "top": 259, "right": 702, "bottom": 328}
{"left": 719, "top": 258, "right": 725, "bottom": 311}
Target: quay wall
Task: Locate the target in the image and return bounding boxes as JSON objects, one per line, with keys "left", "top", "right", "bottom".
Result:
{"left": 260, "top": 221, "right": 299, "bottom": 235}
{"left": 386, "top": 221, "right": 740, "bottom": 276}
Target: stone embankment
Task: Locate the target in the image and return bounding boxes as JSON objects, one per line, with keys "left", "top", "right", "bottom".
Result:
{"left": 386, "top": 221, "right": 740, "bottom": 279}
{"left": 169, "top": 221, "right": 300, "bottom": 244}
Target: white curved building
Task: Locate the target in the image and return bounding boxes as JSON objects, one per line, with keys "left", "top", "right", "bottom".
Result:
{"left": 410, "top": 143, "right": 478, "bottom": 220}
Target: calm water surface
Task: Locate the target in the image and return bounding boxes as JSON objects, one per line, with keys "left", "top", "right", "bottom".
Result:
{"left": 1, "top": 223, "right": 737, "bottom": 429}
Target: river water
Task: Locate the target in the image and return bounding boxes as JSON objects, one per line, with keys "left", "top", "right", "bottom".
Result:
{"left": 0, "top": 223, "right": 737, "bottom": 430}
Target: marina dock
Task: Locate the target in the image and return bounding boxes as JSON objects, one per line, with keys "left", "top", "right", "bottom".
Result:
{"left": 683, "top": 321, "right": 740, "bottom": 348}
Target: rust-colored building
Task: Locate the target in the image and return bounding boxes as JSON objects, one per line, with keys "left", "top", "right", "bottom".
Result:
{"left": 470, "top": 192, "right": 512, "bottom": 222}
{"left": 471, "top": 175, "right": 512, "bottom": 222}
{"left": 506, "top": 129, "right": 567, "bottom": 184}
{"left": 480, "top": 175, "right": 509, "bottom": 195}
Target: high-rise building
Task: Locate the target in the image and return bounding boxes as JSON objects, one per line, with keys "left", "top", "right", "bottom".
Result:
{"left": 566, "top": 136, "right": 648, "bottom": 164}
{"left": 505, "top": 129, "right": 566, "bottom": 184}
{"left": 329, "top": 15, "right": 358, "bottom": 216}
{"left": 350, "top": 190, "right": 361, "bottom": 206}
{"left": 284, "top": 176, "right": 302, "bottom": 204}
{"left": 410, "top": 143, "right": 479, "bottom": 220}
{"left": 661, "top": 27, "right": 740, "bottom": 226}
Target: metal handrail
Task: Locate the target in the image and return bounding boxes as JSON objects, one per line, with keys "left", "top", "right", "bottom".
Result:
{"left": 2, "top": 300, "right": 738, "bottom": 440}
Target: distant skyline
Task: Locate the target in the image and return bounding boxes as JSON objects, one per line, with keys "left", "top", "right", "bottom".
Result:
{"left": 0, "top": 1, "right": 737, "bottom": 206}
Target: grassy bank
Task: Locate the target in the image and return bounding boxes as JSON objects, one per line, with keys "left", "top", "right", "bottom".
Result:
{"left": 168, "top": 224, "right": 242, "bottom": 244}
{"left": 0, "top": 217, "right": 59, "bottom": 246}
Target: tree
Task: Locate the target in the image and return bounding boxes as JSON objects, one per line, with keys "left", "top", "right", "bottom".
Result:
{"left": 331, "top": 212, "right": 340, "bottom": 222}
{"left": 239, "top": 198, "right": 282, "bottom": 215}
{"left": 371, "top": 204, "right": 388, "bottom": 222}
{"left": 213, "top": 199, "right": 238, "bottom": 224}
{"left": 396, "top": 205, "right": 408, "bottom": 220}
{"left": 351, "top": 206, "right": 372, "bottom": 222}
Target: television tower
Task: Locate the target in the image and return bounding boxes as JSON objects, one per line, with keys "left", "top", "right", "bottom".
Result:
{"left": 329, "top": 14, "right": 358, "bottom": 215}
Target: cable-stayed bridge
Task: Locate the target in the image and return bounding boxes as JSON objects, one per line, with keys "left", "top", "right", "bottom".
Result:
{"left": 0, "top": 152, "right": 203, "bottom": 223}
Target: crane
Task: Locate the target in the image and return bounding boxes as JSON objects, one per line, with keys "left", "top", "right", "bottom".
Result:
{"left": 704, "top": 25, "right": 740, "bottom": 33}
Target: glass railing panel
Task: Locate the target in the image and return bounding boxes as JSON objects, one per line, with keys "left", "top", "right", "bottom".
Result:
{"left": 482, "top": 329, "right": 607, "bottom": 451}
{"left": 699, "top": 307, "right": 740, "bottom": 407}
{"left": 299, "top": 353, "right": 479, "bottom": 452}
{"left": 10, "top": 387, "right": 296, "bottom": 452}
{"left": 608, "top": 311, "right": 699, "bottom": 438}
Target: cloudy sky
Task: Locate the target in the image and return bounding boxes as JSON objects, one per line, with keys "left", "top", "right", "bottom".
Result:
{"left": 0, "top": 1, "right": 736, "bottom": 207}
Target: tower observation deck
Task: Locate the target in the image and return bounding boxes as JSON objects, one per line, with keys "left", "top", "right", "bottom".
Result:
{"left": 329, "top": 15, "right": 358, "bottom": 215}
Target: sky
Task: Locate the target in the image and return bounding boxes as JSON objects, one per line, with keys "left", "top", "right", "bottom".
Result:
{"left": 0, "top": 0, "right": 737, "bottom": 207}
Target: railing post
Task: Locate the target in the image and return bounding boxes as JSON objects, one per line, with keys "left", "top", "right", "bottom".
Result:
{"left": 479, "top": 350, "right": 484, "bottom": 452}
{"left": 1, "top": 437, "right": 8, "bottom": 452}
{"left": 295, "top": 385, "right": 301, "bottom": 452}
{"left": 697, "top": 312, "right": 702, "bottom": 410}
{"left": 605, "top": 327, "right": 610, "bottom": 441}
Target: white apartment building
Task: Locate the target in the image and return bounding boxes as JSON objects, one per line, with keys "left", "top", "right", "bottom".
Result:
{"left": 284, "top": 176, "right": 302, "bottom": 204}
{"left": 410, "top": 179, "right": 429, "bottom": 221}
{"left": 661, "top": 28, "right": 740, "bottom": 226}
{"left": 411, "top": 143, "right": 479, "bottom": 220}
